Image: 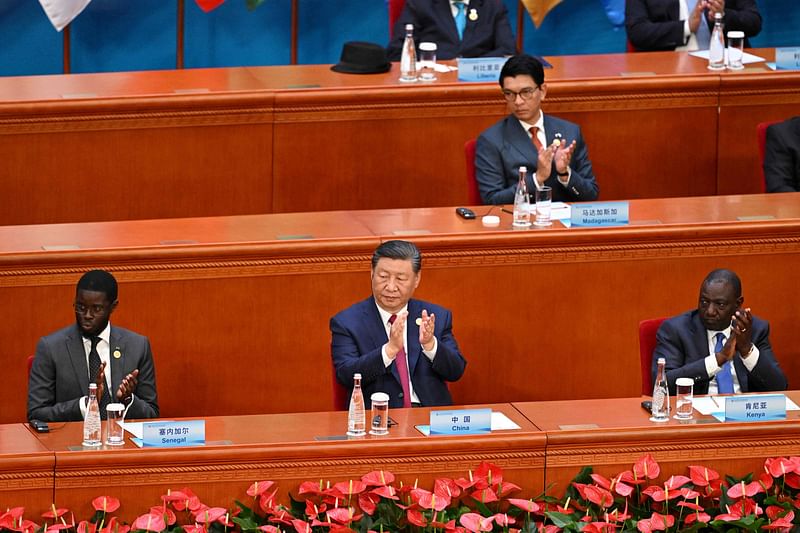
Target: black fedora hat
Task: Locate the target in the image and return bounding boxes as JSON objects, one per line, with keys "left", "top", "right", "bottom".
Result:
{"left": 331, "top": 41, "right": 391, "bottom": 74}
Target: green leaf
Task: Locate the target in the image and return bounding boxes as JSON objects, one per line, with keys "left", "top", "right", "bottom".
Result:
{"left": 246, "top": 0, "right": 265, "bottom": 11}
{"left": 544, "top": 511, "right": 578, "bottom": 528}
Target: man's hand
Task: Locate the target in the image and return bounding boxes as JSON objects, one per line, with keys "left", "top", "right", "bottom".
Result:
{"left": 688, "top": 0, "right": 706, "bottom": 33}
{"left": 715, "top": 333, "right": 738, "bottom": 367}
{"left": 706, "top": 0, "right": 725, "bottom": 17}
{"left": 385, "top": 311, "right": 407, "bottom": 359}
{"left": 95, "top": 361, "right": 107, "bottom": 401}
{"left": 554, "top": 140, "right": 576, "bottom": 176}
{"left": 535, "top": 144, "right": 557, "bottom": 185}
{"left": 732, "top": 307, "right": 753, "bottom": 358}
{"left": 116, "top": 369, "right": 139, "bottom": 404}
{"left": 418, "top": 309, "right": 436, "bottom": 352}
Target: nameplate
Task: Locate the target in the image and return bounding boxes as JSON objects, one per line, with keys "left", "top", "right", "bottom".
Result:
{"left": 725, "top": 394, "right": 786, "bottom": 422}
{"left": 570, "top": 201, "right": 629, "bottom": 227}
{"left": 776, "top": 47, "right": 800, "bottom": 70}
{"left": 457, "top": 58, "right": 505, "bottom": 82}
{"left": 142, "top": 420, "right": 205, "bottom": 447}
{"left": 429, "top": 408, "right": 491, "bottom": 435}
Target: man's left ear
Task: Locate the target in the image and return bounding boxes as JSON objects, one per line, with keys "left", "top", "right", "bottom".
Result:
{"left": 736, "top": 296, "right": 744, "bottom": 308}
{"left": 110, "top": 299, "right": 119, "bottom": 313}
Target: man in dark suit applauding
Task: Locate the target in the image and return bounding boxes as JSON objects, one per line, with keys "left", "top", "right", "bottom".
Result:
{"left": 386, "top": 0, "right": 515, "bottom": 61}
{"left": 475, "top": 54, "right": 599, "bottom": 205}
{"left": 765, "top": 116, "right": 800, "bottom": 193}
{"left": 653, "top": 269, "right": 787, "bottom": 396}
{"left": 28, "top": 270, "right": 159, "bottom": 422}
{"left": 331, "top": 240, "right": 466, "bottom": 409}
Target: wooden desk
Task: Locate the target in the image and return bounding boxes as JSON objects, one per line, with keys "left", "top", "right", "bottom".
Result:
{"left": 515, "top": 393, "right": 800, "bottom": 498}
{"left": 2, "top": 194, "right": 800, "bottom": 423}
{"left": 0, "top": 51, "right": 796, "bottom": 225}
{"left": 30, "top": 405, "right": 543, "bottom": 521}
{"left": 0, "top": 424, "right": 54, "bottom": 515}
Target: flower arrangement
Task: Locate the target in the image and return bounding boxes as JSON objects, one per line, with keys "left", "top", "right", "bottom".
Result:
{"left": 3, "top": 455, "right": 800, "bottom": 533}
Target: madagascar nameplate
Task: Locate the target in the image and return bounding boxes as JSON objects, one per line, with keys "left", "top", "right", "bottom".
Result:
{"left": 725, "top": 394, "right": 786, "bottom": 422}
{"left": 776, "top": 48, "right": 800, "bottom": 70}
{"left": 430, "top": 408, "right": 491, "bottom": 435}
{"left": 571, "top": 202, "right": 629, "bottom": 227}
{"left": 142, "top": 420, "right": 205, "bottom": 447}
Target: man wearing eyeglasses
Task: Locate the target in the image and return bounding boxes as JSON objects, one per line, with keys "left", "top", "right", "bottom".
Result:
{"left": 28, "top": 270, "right": 159, "bottom": 422}
{"left": 475, "top": 54, "right": 599, "bottom": 205}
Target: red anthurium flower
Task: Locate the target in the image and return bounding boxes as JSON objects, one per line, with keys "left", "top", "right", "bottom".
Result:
{"left": 76, "top": 520, "right": 95, "bottom": 533}
{"left": 41, "top": 506, "right": 69, "bottom": 519}
{"left": 763, "top": 509, "right": 795, "bottom": 531}
{"left": 785, "top": 472, "right": 800, "bottom": 489}
{"left": 766, "top": 506, "right": 793, "bottom": 521}
{"left": 642, "top": 484, "right": 682, "bottom": 502}
{"left": 361, "top": 470, "right": 395, "bottom": 487}
{"left": 592, "top": 473, "right": 634, "bottom": 497}
{"left": 290, "top": 519, "right": 311, "bottom": 533}
{"left": 406, "top": 509, "right": 428, "bottom": 527}
{"left": 473, "top": 461, "right": 503, "bottom": 489}
{"left": 370, "top": 485, "right": 398, "bottom": 500}
{"left": 605, "top": 504, "right": 632, "bottom": 523}
{"left": 765, "top": 457, "right": 796, "bottom": 478}
{"left": 246, "top": 481, "right": 275, "bottom": 498}
{"left": 333, "top": 480, "right": 367, "bottom": 497}
{"left": 459, "top": 512, "right": 494, "bottom": 532}
{"left": 91, "top": 496, "right": 121, "bottom": 514}
{"left": 148, "top": 506, "right": 176, "bottom": 526}
{"left": 677, "top": 501, "right": 704, "bottom": 511}
{"left": 633, "top": 454, "right": 660, "bottom": 481}
{"left": 258, "top": 489, "right": 279, "bottom": 514}
{"left": 688, "top": 465, "right": 720, "bottom": 487}
{"left": 46, "top": 524, "right": 74, "bottom": 533}
{"left": 490, "top": 513, "right": 514, "bottom": 527}
{"left": 683, "top": 511, "right": 711, "bottom": 525}
{"left": 358, "top": 492, "right": 379, "bottom": 515}
{"left": 507, "top": 498, "right": 540, "bottom": 513}
{"left": 327, "top": 506, "right": 360, "bottom": 524}
{"left": 412, "top": 488, "right": 450, "bottom": 511}
{"left": 664, "top": 475, "right": 691, "bottom": 490}
{"left": 100, "top": 517, "right": 129, "bottom": 533}
{"left": 679, "top": 487, "right": 700, "bottom": 499}
{"left": 534, "top": 525, "right": 560, "bottom": 533}
{"left": 304, "top": 500, "right": 326, "bottom": 520}
{"left": 256, "top": 527, "right": 279, "bottom": 533}
{"left": 497, "top": 481, "right": 522, "bottom": 497}
{"left": 727, "top": 480, "right": 765, "bottom": 499}
{"left": 164, "top": 488, "right": 201, "bottom": 512}
{"left": 649, "top": 512, "right": 674, "bottom": 530}
{"left": 581, "top": 522, "right": 615, "bottom": 533}
{"left": 434, "top": 477, "right": 462, "bottom": 500}
{"left": 617, "top": 470, "right": 646, "bottom": 486}
{"left": 268, "top": 509, "right": 294, "bottom": 526}
{"left": 19, "top": 519, "right": 39, "bottom": 533}
{"left": 470, "top": 486, "right": 499, "bottom": 504}
{"left": 131, "top": 513, "right": 166, "bottom": 532}
{"left": 297, "top": 481, "right": 325, "bottom": 496}
{"left": 758, "top": 471, "right": 775, "bottom": 491}
{"left": 193, "top": 507, "right": 227, "bottom": 524}
{"left": 430, "top": 517, "right": 456, "bottom": 530}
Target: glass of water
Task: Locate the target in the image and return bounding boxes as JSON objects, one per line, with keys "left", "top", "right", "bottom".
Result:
{"left": 534, "top": 186, "right": 552, "bottom": 227}
{"left": 369, "top": 392, "right": 390, "bottom": 435}
{"left": 105, "top": 403, "right": 126, "bottom": 445}
{"left": 418, "top": 42, "right": 437, "bottom": 82}
{"left": 674, "top": 378, "right": 694, "bottom": 419}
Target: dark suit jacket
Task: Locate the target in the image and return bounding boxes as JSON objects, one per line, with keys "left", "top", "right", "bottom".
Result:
{"left": 386, "top": 0, "right": 515, "bottom": 61}
{"left": 28, "top": 324, "right": 159, "bottom": 422}
{"left": 765, "top": 116, "right": 800, "bottom": 193}
{"left": 653, "top": 309, "right": 787, "bottom": 395}
{"left": 475, "top": 114, "right": 599, "bottom": 204}
{"left": 625, "top": 0, "right": 761, "bottom": 51}
{"left": 330, "top": 296, "right": 467, "bottom": 408}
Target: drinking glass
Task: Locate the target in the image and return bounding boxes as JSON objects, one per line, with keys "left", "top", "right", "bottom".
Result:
{"left": 674, "top": 378, "right": 694, "bottom": 419}
{"left": 727, "top": 31, "right": 745, "bottom": 70}
{"left": 369, "top": 392, "right": 390, "bottom": 435}
{"left": 534, "top": 186, "right": 552, "bottom": 227}
{"left": 105, "top": 403, "right": 125, "bottom": 445}
{"left": 418, "top": 42, "right": 437, "bottom": 82}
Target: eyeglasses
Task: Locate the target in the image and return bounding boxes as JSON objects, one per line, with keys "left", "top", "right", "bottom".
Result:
{"left": 73, "top": 302, "right": 108, "bottom": 315}
{"left": 501, "top": 86, "right": 540, "bottom": 102}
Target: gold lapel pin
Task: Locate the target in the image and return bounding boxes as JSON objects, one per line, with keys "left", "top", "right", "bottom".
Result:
{"left": 113, "top": 349, "right": 122, "bottom": 359}
{"left": 468, "top": 8, "right": 478, "bottom": 21}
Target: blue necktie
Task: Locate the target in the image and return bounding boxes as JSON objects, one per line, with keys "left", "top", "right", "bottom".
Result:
{"left": 687, "top": 0, "right": 711, "bottom": 49}
{"left": 454, "top": 1, "right": 466, "bottom": 41}
{"left": 715, "top": 333, "right": 734, "bottom": 393}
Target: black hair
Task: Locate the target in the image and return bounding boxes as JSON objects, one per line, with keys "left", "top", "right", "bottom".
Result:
{"left": 702, "top": 269, "right": 742, "bottom": 299}
{"left": 499, "top": 54, "right": 545, "bottom": 88}
{"left": 76, "top": 270, "right": 118, "bottom": 302}
{"left": 371, "top": 240, "right": 422, "bottom": 273}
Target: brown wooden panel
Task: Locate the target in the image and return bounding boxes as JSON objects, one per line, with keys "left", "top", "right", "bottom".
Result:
{"left": 0, "top": 425, "right": 54, "bottom": 517}
{"left": 35, "top": 406, "right": 544, "bottom": 522}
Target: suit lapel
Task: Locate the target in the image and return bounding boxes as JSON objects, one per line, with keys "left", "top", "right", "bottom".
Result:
{"left": 504, "top": 117, "right": 538, "bottom": 164}
{"left": 433, "top": 0, "right": 460, "bottom": 42}
{"left": 690, "top": 313, "right": 709, "bottom": 363}
{"left": 66, "top": 326, "right": 90, "bottom": 394}
{"left": 461, "top": 0, "right": 480, "bottom": 43}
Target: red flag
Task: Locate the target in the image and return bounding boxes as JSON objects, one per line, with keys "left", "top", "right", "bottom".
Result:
{"left": 195, "top": 0, "right": 225, "bottom": 12}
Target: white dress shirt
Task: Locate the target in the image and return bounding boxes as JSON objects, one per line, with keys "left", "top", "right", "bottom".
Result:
{"left": 703, "top": 326, "right": 760, "bottom": 394}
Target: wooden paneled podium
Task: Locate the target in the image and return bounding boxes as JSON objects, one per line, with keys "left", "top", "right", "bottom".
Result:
{"left": 2, "top": 193, "right": 800, "bottom": 425}
{"left": 0, "top": 50, "right": 797, "bottom": 225}
{"left": 6, "top": 395, "right": 800, "bottom": 521}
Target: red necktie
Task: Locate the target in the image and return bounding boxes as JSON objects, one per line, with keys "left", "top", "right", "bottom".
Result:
{"left": 388, "top": 314, "right": 412, "bottom": 408}
{"left": 529, "top": 126, "right": 543, "bottom": 152}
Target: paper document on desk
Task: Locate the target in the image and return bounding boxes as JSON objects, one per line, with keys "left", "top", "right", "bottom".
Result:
{"left": 692, "top": 395, "right": 799, "bottom": 422}
{"left": 120, "top": 420, "right": 176, "bottom": 439}
{"left": 418, "top": 61, "right": 457, "bottom": 73}
{"left": 528, "top": 202, "right": 570, "bottom": 219}
{"left": 416, "top": 411, "right": 521, "bottom": 435}
{"left": 689, "top": 50, "right": 765, "bottom": 65}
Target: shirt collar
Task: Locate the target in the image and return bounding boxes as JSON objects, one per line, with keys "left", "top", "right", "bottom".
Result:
{"left": 375, "top": 302, "right": 409, "bottom": 326}
{"left": 451, "top": 0, "right": 470, "bottom": 6}
{"left": 518, "top": 112, "right": 544, "bottom": 137}
{"left": 83, "top": 322, "right": 111, "bottom": 344}
{"left": 706, "top": 325, "right": 732, "bottom": 341}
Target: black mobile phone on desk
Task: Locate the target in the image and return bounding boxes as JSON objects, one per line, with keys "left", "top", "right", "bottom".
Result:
{"left": 641, "top": 400, "right": 652, "bottom": 413}
{"left": 29, "top": 419, "right": 49, "bottom": 433}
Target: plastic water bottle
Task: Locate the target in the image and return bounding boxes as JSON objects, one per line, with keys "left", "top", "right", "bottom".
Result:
{"left": 651, "top": 358, "right": 670, "bottom": 422}
{"left": 708, "top": 12, "right": 725, "bottom": 70}
{"left": 399, "top": 24, "right": 417, "bottom": 83}
{"left": 82, "top": 383, "right": 102, "bottom": 446}
{"left": 512, "top": 166, "right": 531, "bottom": 228}
{"left": 347, "top": 373, "right": 366, "bottom": 436}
